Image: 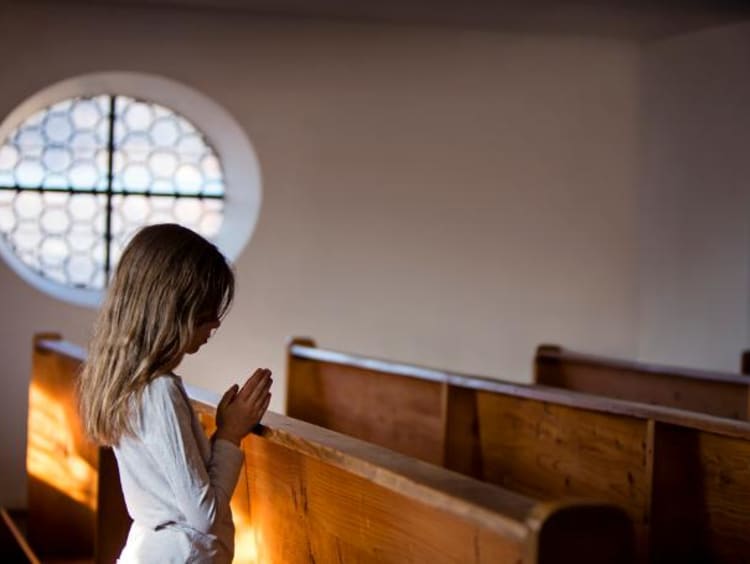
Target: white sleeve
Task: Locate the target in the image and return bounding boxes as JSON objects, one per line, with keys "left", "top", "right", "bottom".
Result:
{"left": 143, "top": 379, "right": 245, "bottom": 534}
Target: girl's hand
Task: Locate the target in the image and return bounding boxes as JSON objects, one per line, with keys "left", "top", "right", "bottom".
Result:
{"left": 215, "top": 368, "right": 272, "bottom": 445}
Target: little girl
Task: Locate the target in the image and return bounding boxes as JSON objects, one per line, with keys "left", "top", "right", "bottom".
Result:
{"left": 78, "top": 223, "right": 272, "bottom": 563}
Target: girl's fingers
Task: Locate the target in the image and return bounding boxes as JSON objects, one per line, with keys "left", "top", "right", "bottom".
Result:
{"left": 248, "top": 376, "right": 272, "bottom": 404}
{"left": 256, "top": 393, "right": 271, "bottom": 418}
{"left": 239, "top": 368, "right": 272, "bottom": 400}
{"left": 219, "top": 384, "right": 238, "bottom": 408}
{"left": 251, "top": 389, "right": 271, "bottom": 408}
{"left": 243, "top": 371, "right": 271, "bottom": 403}
{"left": 238, "top": 368, "right": 265, "bottom": 399}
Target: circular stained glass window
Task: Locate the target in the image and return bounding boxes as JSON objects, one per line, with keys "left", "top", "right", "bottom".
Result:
{"left": 0, "top": 73, "right": 260, "bottom": 308}
{"left": 0, "top": 94, "right": 226, "bottom": 291}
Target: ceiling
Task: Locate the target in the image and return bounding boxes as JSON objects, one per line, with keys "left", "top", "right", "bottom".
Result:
{"left": 24, "top": 0, "right": 750, "bottom": 40}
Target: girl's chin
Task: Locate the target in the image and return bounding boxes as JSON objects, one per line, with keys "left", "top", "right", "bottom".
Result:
{"left": 184, "top": 337, "right": 209, "bottom": 355}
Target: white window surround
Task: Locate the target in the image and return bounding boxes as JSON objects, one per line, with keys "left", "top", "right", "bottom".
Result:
{"left": 0, "top": 71, "right": 262, "bottom": 308}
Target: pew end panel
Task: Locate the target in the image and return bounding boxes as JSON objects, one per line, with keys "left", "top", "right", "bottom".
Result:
{"left": 27, "top": 334, "right": 97, "bottom": 560}
{"left": 30, "top": 335, "right": 129, "bottom": 564}
{"left": 529, "top": 501, "right": 635, "bottom": 564}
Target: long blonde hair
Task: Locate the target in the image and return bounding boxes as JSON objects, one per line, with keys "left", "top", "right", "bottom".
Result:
{"left": 78, "top": 223, "right": 234, "bottom": 446}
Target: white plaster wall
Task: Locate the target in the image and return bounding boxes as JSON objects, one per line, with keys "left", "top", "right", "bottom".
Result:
{"left": 638, "top": 22, "right": 750, "bottom": 372}
{"left": 0, "top": 2, "right": 640, "bottom": 506}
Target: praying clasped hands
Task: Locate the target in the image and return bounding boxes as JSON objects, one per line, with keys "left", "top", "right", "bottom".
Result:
{"left": 215, "top": 368, "right": 273, "bottom": 446}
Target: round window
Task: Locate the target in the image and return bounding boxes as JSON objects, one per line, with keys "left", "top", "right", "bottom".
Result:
{"left": 0, "top": 73, "right": 261, "bottom": 307}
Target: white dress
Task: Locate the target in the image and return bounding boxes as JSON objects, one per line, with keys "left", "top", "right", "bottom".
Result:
{"left": 113, "top": 374, "right": 244, "bottom": 563}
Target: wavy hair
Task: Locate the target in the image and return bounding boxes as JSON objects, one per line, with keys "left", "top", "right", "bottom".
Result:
{"left": 78, "top": 223, "right": 234, "bottom": 446}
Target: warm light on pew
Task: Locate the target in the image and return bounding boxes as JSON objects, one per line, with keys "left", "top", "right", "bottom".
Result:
{"left": 196, "top": 409, "right": 259, "bottom": 563}
{"left": 26, "top": 381, "right": 97, "bottom": 511}
{"left": 232, "top": 505, "right": 258, "bottom": 563}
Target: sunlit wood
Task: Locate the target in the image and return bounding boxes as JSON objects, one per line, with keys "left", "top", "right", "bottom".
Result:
{"left": 232, "top": 505, "right": 258, "bottom": 563}
{"left": 32, "top": 335, "right": 636, "bottom": 563}
{"left": 197, "top": 411, "right": 258, "bottom": 562}
{"left": 27, "top": 382, "right": 97, "bottom": 511}
{"left": 27, "top": 335, "right": 97, "bottom": 560}
{"left": 286, "top": 337, "right": 750, "bottom": 562}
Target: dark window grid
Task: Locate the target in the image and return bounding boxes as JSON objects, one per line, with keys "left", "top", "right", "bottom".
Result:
{"left": 0, "top": 94, "right": 224, "bottom": 286}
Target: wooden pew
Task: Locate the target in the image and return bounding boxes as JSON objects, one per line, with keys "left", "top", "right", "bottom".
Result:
{"left": 1, "top": 508, "right": 40, "bottom": 564}
{"left": 190, "top": 389, "right": 634, "bottom": 564}
{"left": 27, "top": 334, "right": 127, "bottom": 564}
{"left": 29, "top": 334, "right": 635, "bottom": 564}
{"left": 287, "top": 337, "right": 750, "bottom": 563}
{"left": 535, "top": 344, "right": 750, "bottom": 420}
{"left": 740, "top": 349, "right": 750, "bottom": 375}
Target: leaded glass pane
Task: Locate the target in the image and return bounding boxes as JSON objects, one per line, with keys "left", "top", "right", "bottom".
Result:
{"left": 0, "top": 191, "right": 14, "bottom": 232}
{"left": 0, "top": 191, "right": 107, "bottom": 289}
{"left": 109, "top": 194, "right": 225, "bottom": 272}
{"left": 0, "top": 95, "right": 110, "bottom": 191}
{"left": 112, "top": 96, "right": 225, "bottom": 197}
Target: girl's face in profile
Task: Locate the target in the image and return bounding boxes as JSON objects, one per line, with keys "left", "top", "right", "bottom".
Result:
{"left": 185, "top": 313, "right": 221, "bottom": 354}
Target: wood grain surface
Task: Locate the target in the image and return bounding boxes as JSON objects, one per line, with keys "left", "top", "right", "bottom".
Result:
{"left": 536, "top": 344, "right": 750, "bottom": 420}
{"left": 287, "top": 337, "right": 750, "bottom": 562}
{"left": 31, "top": 336, "right": 635, "bottom": 563}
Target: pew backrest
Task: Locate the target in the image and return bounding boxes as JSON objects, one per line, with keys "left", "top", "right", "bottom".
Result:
{"left": 190, "top": 391, "right": 635, "bottom": 564}
{"left": 31, "top": 334, "right": 636, "bottom": 564}
{"left": 286, "top": 336, "right": 750, "bottom": 562}
{"left": 535, "top": 344, "right": 750, "bottom": 420}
